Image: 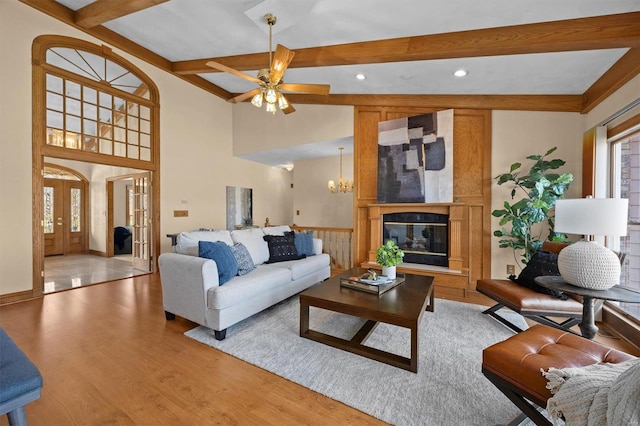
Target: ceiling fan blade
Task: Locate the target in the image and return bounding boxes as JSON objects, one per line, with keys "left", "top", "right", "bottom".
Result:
{"left": 228, "top": 88, "right": 262, "bottom": 104}
{"left": 282, "top": 104, "right": 296, "bottom": 114}
{"left": 270, "top": 44, "right": 295, "bottom": 84}
{"left": 278, "top": 83, "right": 330, "bottom": 96}
{"left": 206, "top": 60, "right": 262, "bottom": 84}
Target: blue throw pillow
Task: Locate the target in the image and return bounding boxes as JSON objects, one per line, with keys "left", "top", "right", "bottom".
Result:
{"left": 229, "top": 243, "right": 255, "bottom": 276}
{"left": 199, "top": 241, "right": 238, "bottom": 285}
{"left": 292, "top": 231, "right": 314, "bottom": 257}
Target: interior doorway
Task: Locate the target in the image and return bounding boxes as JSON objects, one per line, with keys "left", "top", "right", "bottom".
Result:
{"left": 107, "top": 172, "right": 153, "bottom": 273}
{"left": 42, "top": 159, "right": 154, "bottom": 294}
{"left": 43, "top": 165, "right": 89, "bottom": 256}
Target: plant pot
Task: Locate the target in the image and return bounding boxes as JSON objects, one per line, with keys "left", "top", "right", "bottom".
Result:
{"left": 382, "top": 265, "right": 396, "bottom": 280}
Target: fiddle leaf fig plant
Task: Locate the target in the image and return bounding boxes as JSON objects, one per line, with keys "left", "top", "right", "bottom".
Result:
{"left": 492, "top": 147, "right": 573, "bottom": 265}
{"left": 376, "top": 240, "right": 405, "bottom": 267}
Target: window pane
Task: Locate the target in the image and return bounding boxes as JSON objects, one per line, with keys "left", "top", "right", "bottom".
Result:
{"left": 127, "top": 130, "right": 138, "bottom": 145}
{"left": 83, "top": 86, "right": 97, "bottom": 104}
{"left": 47, "top": 92, "right": 63, "bottom": 112}
{"left": 83, "top": 102, "right": 97, "bottom": 120}
{"left": 46, "top": 110, "right": 64, "bottom": 129}
{"left": 611, "top": 131, "right": 640, "bottom": 321}
{"left": 128, "top": 116, "right": 139, "bottom": 131}
{"left": 140, "top": 133, "right": 150, "bottom": 148}
{"left": 66, "top": 98, "right": 81, "bottom": 116}
{"left": 99, "top": 107, "right": 112, "bottom": 123}
{"left": 114, "top": 126, "right": 126, "bottom": 142}
{"left": 84, "top": 119, "right": 97, "bottom": 136}
{"left": 140, "top": 147, "right": 150, "bottom": 161}
{"left": 47, "top": 128, "right": 64, "bottom": 146}
{"left": 46, "top": 74, "right": 63, "bottom": 94}
{"left": 114, "top": 142, "right": 126, "bottom": 157}
{"left": 70, "top": 188, "right": 81, "bottom": 232}
{"left": 128, "top": 102, "right": 139, "bottom": 117}
{"left": 44, "top": 186, "right": 54, "bottom": 234}
{"left": 84, "top": 136, "right": 97, "bottom": 152}
{"left": 99, "top": 92, "right": 112, "bottom": 108}
{"left": 128, "top": 144, "right": 139, "bottom": 159}
{"left": 100, "top": 139, "right": 112, "bottom": 155}
{"left": 66, "top": 115, "right": 81, "bottom": 133}
{"left": 66, "top": 81, "right": 81, "bottom": 99}
{"left": 140, "top": 105, "right": 150, "bottom": 120}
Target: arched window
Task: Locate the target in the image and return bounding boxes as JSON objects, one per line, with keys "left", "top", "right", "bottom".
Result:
{"left": 33, "top": 36, "right": 159, "bottom": 167}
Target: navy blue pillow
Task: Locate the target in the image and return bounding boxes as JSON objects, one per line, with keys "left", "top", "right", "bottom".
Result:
{"left": 292, "top": 231, "right": 314, "bottom": 257}
{"left": 199, "top": 241, "right": 238, "bottom": 285}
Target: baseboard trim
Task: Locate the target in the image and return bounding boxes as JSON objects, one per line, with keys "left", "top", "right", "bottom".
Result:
{"left": 0, "top": 290, "right": 41, "bottom": 306}
{"left": 89, "top": 249, "right": 108, "bottom": 257}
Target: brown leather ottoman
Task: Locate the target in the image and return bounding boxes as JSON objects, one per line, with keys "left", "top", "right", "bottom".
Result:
{"left": 482, "top": 324, "right": 635, "bottom": 425}
{"left": 477, "top": 278, "right": 583, "bottom": 332}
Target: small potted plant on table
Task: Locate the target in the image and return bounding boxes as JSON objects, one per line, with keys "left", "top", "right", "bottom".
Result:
{"left": 376, "top": 240, "right": 405, "bottom": 279}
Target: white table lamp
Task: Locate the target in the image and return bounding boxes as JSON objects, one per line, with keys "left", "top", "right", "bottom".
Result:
{"left": 554, "top": 198, "right": 628, "bottom": 290}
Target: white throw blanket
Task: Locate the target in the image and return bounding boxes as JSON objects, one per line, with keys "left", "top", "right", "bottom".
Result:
{"left": 541, "top": 358, "right": 640, "bottom": 426}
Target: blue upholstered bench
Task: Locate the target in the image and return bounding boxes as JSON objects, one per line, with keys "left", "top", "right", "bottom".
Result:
{"left": 0, "top": 328, "right": 43, "bottom": 426}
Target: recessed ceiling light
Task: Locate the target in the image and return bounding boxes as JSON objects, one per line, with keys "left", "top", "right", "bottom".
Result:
{"left": 355, "top": 74, "right": 366, "bottom": 80}
{"left": 453, "top": 69, "right": 468, "bottom": 78}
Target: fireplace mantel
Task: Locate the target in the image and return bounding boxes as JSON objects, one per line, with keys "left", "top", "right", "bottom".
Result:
{"left": 367, "top": 203, "right": 466, "bottom": 272}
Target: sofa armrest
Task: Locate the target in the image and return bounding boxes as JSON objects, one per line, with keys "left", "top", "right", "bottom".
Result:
{"left": 158, "top": 252, "right": 220, "bottom": 325}
{"left": 312, "top": 238, "right": 323, "bottom": 255}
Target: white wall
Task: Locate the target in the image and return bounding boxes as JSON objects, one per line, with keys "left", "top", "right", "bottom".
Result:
{"left": 0, "top": 2, "right": 291, "bottom": 295}
{"left": 293, "top": 154, "right": 354, "bottom": 228}
{"left": 490, "top": 111, "right": 584, "bottom": 277}
{"left": 113, "top": 180, "right": 129, "bottom": 229}
{"left": 232, "top": 103, "right": 354, "bottom": 155}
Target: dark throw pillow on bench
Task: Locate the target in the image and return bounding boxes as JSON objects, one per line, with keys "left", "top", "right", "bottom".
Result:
{"left": 199, "top": 241, "right": 238, "bottom": 284}
{"left": 509, "top": 250, "right": 568, "bottom": 300}
{"left": 263, "top": 233, "right": 306, "bottom": 263}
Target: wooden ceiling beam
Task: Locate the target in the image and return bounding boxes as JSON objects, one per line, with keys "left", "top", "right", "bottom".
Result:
{"left": 75, "top": 0, "right": 169, "bottom": 29}
{"left": 255, "top": 93, "right": 584, "bottom": 112}
{"left": 173, "top": 12, "right": 640, "bottom": 75}
{"left": 581, "top": 48, "right": 640, "bottom": 114}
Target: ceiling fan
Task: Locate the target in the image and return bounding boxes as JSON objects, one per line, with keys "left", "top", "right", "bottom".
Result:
{"left": 206, "top": 13, "right": 330, "bottom": 115}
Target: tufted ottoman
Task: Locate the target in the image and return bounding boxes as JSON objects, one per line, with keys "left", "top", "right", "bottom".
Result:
{"left": 482, "top": 324, "right": 635, "bottom": 425}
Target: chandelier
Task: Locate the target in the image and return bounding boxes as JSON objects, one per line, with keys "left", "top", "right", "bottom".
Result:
{"left": 328, "top": 147, "right": 353, "bottom": 193}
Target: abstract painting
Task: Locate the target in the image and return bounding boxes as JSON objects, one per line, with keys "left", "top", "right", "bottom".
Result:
{"left": 377, "top": 109, "right": 454, "bottom": 203}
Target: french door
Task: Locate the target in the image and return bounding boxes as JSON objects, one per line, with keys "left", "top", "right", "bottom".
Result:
{"left": 131, "top": 172, "right": 152, "bottom": 272}
{"left": 43, "top": 178, "right": 87, "bottom": 256}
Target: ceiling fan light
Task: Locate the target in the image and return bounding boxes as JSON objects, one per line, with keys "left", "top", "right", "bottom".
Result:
{"left": 251, "top": 92, "right": 263, "bottom": 107}
{"left": 265, "top": 88, "right": 277, "bottom": 104}
{"left": 266, "top": 102, "right": 277, "bottom": 114}
{"left": 278, "top": 94, "right": 289, "bottom": 110}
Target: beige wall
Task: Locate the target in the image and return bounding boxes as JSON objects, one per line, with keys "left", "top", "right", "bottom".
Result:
{"left": 490, "top": 111, "right": 584, "bottom": 277}
{"left": 0, "top": 2, "right": 291, "bottom": 295}
{"left": 293, "top": 154, "right": 354, "bottom": 228}
{"left": 232, "top": 103, "right": 353, "bottom": 155}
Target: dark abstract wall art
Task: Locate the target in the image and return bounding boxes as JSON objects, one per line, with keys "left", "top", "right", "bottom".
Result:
{"left": 377, "top": 110, "right": 454, "bottom": 203}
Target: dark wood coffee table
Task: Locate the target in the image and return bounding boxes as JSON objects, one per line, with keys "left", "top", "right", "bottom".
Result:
{"left": 299, "top": 267, "right": 435, "bottom": 373}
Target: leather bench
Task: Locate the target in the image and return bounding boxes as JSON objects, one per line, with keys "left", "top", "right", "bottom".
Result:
{"left": 482, "top": 324, "right": 635, "bottom": 425}
{"left": 477, "top": 241, "right": 583, "bottom": 333}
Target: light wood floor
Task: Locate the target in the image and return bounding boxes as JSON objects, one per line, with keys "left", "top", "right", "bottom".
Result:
{"left": 0, "top": 274, "right": 384, "bottom": 425}
{"left": 0, "top": 274, "right": 637, "bottom": 425}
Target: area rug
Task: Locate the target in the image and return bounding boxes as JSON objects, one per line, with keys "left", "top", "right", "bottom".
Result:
{"left": 185, "top": 296, "right": 529, "bottom": 425}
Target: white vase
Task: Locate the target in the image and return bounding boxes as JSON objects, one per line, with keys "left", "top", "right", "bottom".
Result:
{"left": 382, "top": 265, "right": 396, "bottom": 280}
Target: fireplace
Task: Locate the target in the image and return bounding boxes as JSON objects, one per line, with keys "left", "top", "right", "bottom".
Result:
{"left": 383, "top": 212, "right": 448, "bottom": 266}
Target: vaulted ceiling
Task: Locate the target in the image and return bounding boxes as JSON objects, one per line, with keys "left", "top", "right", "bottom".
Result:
{"left": 20, "top": 0, "right": 640, "bottom": 113}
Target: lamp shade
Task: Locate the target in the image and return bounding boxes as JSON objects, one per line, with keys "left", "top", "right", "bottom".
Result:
{"left": 554, "top": 198, "right": 628, "bottom": 237}
{"left": 555, "top": 198, "right": 628, "bottom": 290}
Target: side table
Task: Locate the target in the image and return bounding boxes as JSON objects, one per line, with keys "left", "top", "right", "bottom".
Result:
{"left": 535, "top": 275, "right": 640, "bottom": 339}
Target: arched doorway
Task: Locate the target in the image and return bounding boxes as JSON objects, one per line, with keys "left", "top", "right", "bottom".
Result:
{"left": 32, "top": 35, "right": 160, "bottom": 297}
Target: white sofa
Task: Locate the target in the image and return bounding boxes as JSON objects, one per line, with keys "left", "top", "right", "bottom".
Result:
{"left": 158, "top": 226, "right": 330, "bottom": 340}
